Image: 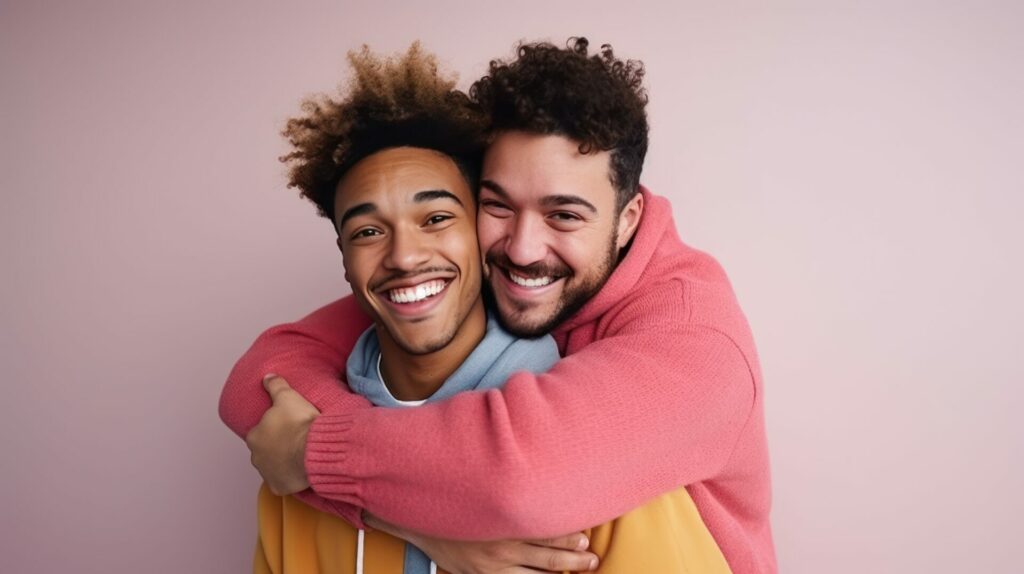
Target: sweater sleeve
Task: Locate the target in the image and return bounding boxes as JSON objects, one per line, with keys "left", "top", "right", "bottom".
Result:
{"left": 305, "top": 284, "right": 758, "bottom": 540}
{"left": 217, "top": 295, "right": 375, "bottom": 526}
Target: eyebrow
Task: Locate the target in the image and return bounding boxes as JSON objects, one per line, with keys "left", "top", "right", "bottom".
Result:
{"left": 338, "top": 189, "right": 464, "bottom": 229}
{"left": 480, "top": 180, "right": 598, "bottom": 214}
{"left": 338, "top": 202, "right": 377, "bottom": 228}
{"left": 540, "top": 194, "right": 597, "bottom": 214}
{"left": 479, "top": 179, "right": 509, "bottom": 199}
{"left": 413, "top": 189, "right": 464, "bottom": 207}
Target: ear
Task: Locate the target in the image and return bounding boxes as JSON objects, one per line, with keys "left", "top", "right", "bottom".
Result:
{"left": 615, "top": 192, "right": 644, "bottom": 250}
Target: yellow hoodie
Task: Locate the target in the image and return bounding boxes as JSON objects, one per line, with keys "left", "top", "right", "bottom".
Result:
{"left": 254, "top": 482, "right": 732, "bottom": 573}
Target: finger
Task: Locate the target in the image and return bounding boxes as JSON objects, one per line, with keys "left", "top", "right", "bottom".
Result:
{"left": 266, "top": 480, "right": 286, "bottom": 496}
{"left": 517, "top": 545, "right": 599, "bottom": 572}
{"left": 527, "top": 532, "right": 590, "bottom": 551}
{"left": 244, "top": 419, "right": 265, "bottom": 451}
{"left": 262, "top": 374, "right": 291, "bottom": 399}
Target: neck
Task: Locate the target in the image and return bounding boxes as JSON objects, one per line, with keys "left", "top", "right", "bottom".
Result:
{"left": 377, "top": 298, "right": 486, "bottom": 401}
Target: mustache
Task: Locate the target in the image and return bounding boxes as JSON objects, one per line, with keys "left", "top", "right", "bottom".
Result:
{"left": 484, "top": 250, "right": 571, "bottom": 279}
{"left": 369, "top": 266, "right": 457, "bottom": 291}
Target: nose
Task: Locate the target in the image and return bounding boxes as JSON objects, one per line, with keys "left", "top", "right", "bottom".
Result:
{"left": 503, "top": 213, "right": 547, "bottom": 266}
{"left": 383, "top": 226, "right": 431, "bottom": 271}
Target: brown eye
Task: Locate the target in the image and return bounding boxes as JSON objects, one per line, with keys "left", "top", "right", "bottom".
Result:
{"left": 426, "top": 214, "right": 452, "bottom": 226}
{"left": 547, "top": 211, "right": 586, "bottom": 231}
{"left": 351, "top": 228, "right": 381, "bottom": 240}
{"left": 481, "top": 200, "right": 512, "bottom": 218}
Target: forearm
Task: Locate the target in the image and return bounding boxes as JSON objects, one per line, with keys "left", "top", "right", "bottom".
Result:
{"left": 218, "top": 296, "right": 373, "bottom": 437}
{"left": 218, "top": 296, "right": 375, "bottom": 523}
{"left": 305, "top": 326, "right": 756, "bottom": 540}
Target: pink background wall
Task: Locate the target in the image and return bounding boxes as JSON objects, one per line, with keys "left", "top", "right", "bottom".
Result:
{"left": 2, "top": 1, "right": 1021, "bottom": 572}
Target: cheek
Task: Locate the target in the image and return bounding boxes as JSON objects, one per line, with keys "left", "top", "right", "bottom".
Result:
{"left": 439, "top": 230, "right": 481, "bottom": 268}
{"left": 475, "top": 216, "right": 506, "bottom": 253}
{"left": 552, "top": 236, "right": 599, "bottom": 272}
{"left": 343, "top": 252, "right": 377, "bottom": 289}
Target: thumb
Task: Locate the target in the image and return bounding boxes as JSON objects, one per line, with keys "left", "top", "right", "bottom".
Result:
{"left": 262, "top": 374, "right": 292, "bottom": 400}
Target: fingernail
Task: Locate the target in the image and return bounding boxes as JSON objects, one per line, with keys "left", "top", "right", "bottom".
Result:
{"left": 577, "top": 535, "right": 589, "bottom": 550}
{"left": 263, "top": 373, "right": 278, "bottom": 383}
{"left": 589, "top": 557, "right": 599, "bottom": 570}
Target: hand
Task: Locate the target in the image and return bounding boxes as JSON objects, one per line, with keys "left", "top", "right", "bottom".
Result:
{"left": 418, "top": 535, "right": 599, "bottom": 574}
{"left": 245, "top": 375, "right": 319, "bottom": 495}
{"left": 365, "top": 514, "right": 599, "bottom": 573}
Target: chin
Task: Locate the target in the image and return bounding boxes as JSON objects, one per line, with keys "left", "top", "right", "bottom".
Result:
{"left": 495, "top": 311, "right": 554, "bottom": 339}
{"left": 395, "top": 332, "right": 456, "bottom": 356}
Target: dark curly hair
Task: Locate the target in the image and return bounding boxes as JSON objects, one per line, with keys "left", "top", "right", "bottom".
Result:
{"left": 280, "top": 43, "right": 488, "bottom": 228}
{"left": 470, "top": 37, "right": 649, "bottom": 212}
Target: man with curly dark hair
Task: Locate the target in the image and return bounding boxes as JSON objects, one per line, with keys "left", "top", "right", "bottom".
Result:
{"left": 224, "top": 38, "right": 775, "bottom": 573}
{"left": 468, "top": 38, "right": 650, "bottom": 339}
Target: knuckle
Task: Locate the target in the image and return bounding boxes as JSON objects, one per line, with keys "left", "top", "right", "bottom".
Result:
{"left": 546, "top": 551, "right": 565, "bottom": 571}
{"left": 487, "top": 542, "right": 510, "bottom": 562}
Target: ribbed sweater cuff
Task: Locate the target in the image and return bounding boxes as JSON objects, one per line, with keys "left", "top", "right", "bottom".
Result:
{"left": 305, "top": 412, "right": 366, "bottom": 529}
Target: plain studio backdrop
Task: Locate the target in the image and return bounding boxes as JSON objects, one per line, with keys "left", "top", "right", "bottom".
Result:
{"left": 2, "top": 1, "right": 1020, "bottom": 572}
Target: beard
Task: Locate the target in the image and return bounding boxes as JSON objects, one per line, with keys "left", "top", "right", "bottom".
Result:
{"left": 483, "top": 235, "right": 619, "bottom": 338}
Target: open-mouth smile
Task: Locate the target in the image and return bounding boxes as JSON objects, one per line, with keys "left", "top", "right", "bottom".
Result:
{"left": 386, "top": 278, "right": 449, "bottom": 303}
{"left": 507, "top": 270, "right": 554, "bottom": 288}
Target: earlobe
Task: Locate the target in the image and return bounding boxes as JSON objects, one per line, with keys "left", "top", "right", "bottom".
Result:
{"left": 616, "top": 192, "right": 645, "bottom": 249}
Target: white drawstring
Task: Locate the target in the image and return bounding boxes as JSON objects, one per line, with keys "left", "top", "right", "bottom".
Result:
{"left": 356, "top": 528, "right": 434, "bottom": 574}
{"left": 356, "top": 529, "right": 365, "bottom": 574}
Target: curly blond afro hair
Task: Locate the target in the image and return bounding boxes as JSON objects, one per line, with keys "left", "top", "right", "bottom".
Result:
{"left": 281, "top": 43, "right": 487, "bottom": 227}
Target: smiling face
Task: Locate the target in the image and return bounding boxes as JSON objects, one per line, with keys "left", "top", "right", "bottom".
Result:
{"left": 334, "top": 147, "right": 484, "bottom": 356}
{"left": 478, "top": 131, "right": 644, "bottom": 337}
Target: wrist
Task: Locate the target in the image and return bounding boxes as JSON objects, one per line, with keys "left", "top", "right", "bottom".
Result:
{"left": 291, "top": 415, "right": 314, "bottom": 489}
{"left": 364, "top": 512, "right": 418, "bottom": 544}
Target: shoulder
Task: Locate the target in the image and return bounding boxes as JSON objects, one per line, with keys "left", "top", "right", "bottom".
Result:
{"left": 603, "top": 244, "right": 759, "bottom": 367}
{"left": 636, "top": 233, "right": 748, "bottom": 325}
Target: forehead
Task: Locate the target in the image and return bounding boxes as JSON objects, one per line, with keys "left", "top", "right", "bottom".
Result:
{"left": 334, "top": 147, "right": 471, "bottom": 215}
{"left": 481, "top": 131, "right": 615, "bottom": 208}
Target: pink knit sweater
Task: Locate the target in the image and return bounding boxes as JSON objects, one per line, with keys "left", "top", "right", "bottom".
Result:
{"left": 219, "top": 189, "right": 776, "bottom": 573}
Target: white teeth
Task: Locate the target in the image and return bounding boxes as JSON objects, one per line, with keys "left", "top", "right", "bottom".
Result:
{"left": 509, "top": 271, "right": 553, "bottom": 288}
{"left": 387, "top": 279, "right": 446, "bottom": 303}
